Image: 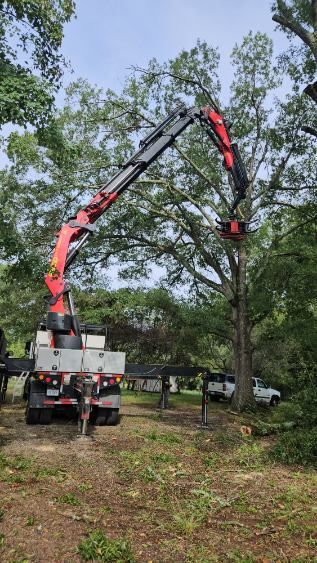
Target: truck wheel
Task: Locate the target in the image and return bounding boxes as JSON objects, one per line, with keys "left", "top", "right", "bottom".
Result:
{"left": 23, "top": 375, "right": 31, "bottom": 400}
{"left": 26, "top": 406, "right": 40, "bottom": 425}
{"left": 39, "top": 408, "right": 53, "bottom": 424}
{"left": 94, "top": 408, "right": 108, "bottom": 426}
{"left": 106, "top": 408, "right": 119, "bottom": 426}
{"left": 209, "top": 394, "right": 220, "bottom": 402}
{"left": 270, "top": 396, "right": 279, "bottom": 407}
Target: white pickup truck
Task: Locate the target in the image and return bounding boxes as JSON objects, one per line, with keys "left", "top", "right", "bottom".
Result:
{"left": 208, "top": 373, "right": 280, "bottom": 406}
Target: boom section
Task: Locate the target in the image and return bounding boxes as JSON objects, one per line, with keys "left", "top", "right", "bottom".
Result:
{"left": 45, "top": 105, "right": 241, "bottom": 315}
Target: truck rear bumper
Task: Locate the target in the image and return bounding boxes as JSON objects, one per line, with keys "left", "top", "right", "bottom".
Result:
{"left": 30, "top": 394, "right": 121, "bottom": 409}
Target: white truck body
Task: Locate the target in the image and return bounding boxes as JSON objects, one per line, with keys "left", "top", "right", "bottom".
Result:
{"left": 208, "top": 373, "right": 280, "bottom": 405}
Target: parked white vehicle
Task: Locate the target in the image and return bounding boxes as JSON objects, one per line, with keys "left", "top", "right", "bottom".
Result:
{"left": 208, "top": 373, "right": 280, "bottom": 406}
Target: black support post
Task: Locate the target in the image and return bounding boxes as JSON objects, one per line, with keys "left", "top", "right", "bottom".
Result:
{"left": 158, "top": 376, "right": 170, "bottom": 409}
{"left": 200, "top": 372, "right": 210, "bottom": 429}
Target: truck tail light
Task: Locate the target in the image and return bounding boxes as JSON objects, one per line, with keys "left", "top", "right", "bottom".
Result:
{"left": 223, "top": 383, "right": 227, "bottom": 391}
{"left": 109, "top": 378, "right": 115, "bottom": 385}
{"left": 45, "top": 377, "right": 51, "bottom": 383}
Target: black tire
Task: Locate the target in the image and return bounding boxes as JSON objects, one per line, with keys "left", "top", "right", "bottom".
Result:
{"left": 26, "top": 406, "right": 40, "bottom": 425}
{"left": 23, "top": 374, "right": 31, "bottom": 400}
{"left": 270, "top": 396, "right": 280, "bottom": 407}
{"left": 39, "top": 408, "right": 53, "bottom": 424}
{"left": 105, "top": 408, "right": 120, "bottom": 426}
{"left": 94, "top": 408, "right": 108, "bottom": 426}
{"left": 209, "top": 394, "right": 220, "bottom": 402}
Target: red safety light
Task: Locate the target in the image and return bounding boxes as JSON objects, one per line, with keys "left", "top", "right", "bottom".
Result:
{"left": 45, "top": 377, "right": 51, "bottom": 383}
{"left": 109, "top": 378, "right": 115, "bottom": 385}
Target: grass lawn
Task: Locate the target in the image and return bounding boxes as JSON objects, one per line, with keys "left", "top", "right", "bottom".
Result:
{"left": 0, "top": 390, "right": 316, "bottom": 562}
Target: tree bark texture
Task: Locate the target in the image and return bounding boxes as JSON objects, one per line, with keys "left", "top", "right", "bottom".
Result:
{"left": 230, "top": 244, "right": 255, "bottom": 412}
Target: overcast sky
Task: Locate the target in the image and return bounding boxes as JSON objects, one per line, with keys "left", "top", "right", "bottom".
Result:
{"left": 60, "top": 0, "right": 289, "bottom": 99}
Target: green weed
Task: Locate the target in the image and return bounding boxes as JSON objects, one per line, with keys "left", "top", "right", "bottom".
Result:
{"left": 100, "top": 505, "right": 111, "bottom": 515}
{"left": 226, "top": 550, "right": 256, "bottom": 562}
{"left": 173, "top": 511, "right": 201, "bottom": 535}
{"left": 234, "top": 441, "right": 266, "bottom": 469}
{"left": 77, "top": 530, "right": 134, "bottom": 562}
{"left": 186, "top": 545, "right": 219, "bottom": 562}
{"left": 34, "top": 467, "right": 60, "bottom": 478}
{"left": 306, "top": 535, "right": 317, "bottom": 548}
{"left": 7, "top": 474, "right": 25, "bottom": 484}
{"left": 59, "top": 493, "right": 80, "bottom": 506}
{"left": 26, "top": 516, "right": 35, "bottom": 526}
{"left": 150, "top": 452, "right": 175, "bottom": 464}
{"left": 173, "top": 488, "right": 229, "bottom": 535}
{"left": 213, "top": 430, "right": 242, "bottom": 449}
{"left": 203, "top": 453, "right": 221, "bottom": 468}
{"left": 0, "top": 453, "right": 31, "bottom": 472}
{"left": 145, "top": 430, "right": 181, "bottom": 444}
{"left": 78, "top": 483, "right": 93, "bottom": 492}
{"left": 139, "top": 465, "right": 163, "bottom": 483}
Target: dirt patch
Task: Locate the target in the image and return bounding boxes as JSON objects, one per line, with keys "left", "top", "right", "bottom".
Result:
{"left": 0, "top": 394, "right": 316, "bottom": 562}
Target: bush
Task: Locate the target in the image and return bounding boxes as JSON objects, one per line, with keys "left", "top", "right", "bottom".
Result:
{"left": 77, "top": 530, "right": 134, "bottom": 562}
{"left": 270, "top": 427, "right": 317, "bottom": 466}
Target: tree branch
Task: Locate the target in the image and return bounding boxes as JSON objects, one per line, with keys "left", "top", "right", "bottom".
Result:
{"left": 301, "top": 124, "right": 317, "bottom": 137}
{"left": 272, "top": 3, "right": 313, "bottom": 49}
{"left": 130, "top": 65, "right": 219, "bottom": 109}
{"left": 173, "top": 142, "right": 230, "bottom": 209}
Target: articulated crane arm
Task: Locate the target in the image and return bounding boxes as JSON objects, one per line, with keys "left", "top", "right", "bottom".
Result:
{"left": 45, "top": 104, "right": 251, "bottom": 349}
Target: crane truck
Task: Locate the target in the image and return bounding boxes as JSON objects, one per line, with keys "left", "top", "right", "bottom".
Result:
{"left": 3, "top": 103, "right": 251, "bottom": 435}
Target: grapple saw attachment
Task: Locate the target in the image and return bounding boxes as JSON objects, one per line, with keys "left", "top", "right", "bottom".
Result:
{"left": 216, "top": 218, "right": 256, "bottom": 241}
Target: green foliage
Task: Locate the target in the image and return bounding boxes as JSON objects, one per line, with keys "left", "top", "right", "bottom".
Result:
{"left": 145, "top": 430, "right": 181, "bottom": 444}
{"left": 0, "top": 0, "right": 75, "bottom": 83}
{"left": 0, "top": 0, "right": 76, "bottom": 126}
{"left": 268, "top": 382, "right": 317, "bottom": 465}
{"left": 58, "top": 493, "right": 80, "bottom": 506}
{"left": 0, "top": 63, "right": 54, "bottom": 127}
{"left": 73, "top": 286, "right": 232, "bottom": 367}
{"left": 270, "top": 427, "right": 317, "bottom": 465}
{"left": 77, "top": 530, "right": 134, "bottom": 562}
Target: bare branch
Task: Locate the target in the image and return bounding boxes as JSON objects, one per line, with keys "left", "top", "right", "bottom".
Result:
{"left": 133, "top": 179, "right": 238, "bottom": 279}
{"left": 131, "top": 65, "right": 219, "bottom": 109}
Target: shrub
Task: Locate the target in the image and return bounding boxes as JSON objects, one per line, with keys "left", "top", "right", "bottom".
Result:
{"left": 270, "top": 427, "right": 317, "bottom": 466}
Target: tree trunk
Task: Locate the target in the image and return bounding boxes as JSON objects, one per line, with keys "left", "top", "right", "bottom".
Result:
{"left": 230, "top": 244, "right": 255, "bottom": 412}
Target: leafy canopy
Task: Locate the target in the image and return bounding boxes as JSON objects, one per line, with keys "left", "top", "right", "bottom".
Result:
{"left": 0, "top": 0, "right": 76, "bottom": 127}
